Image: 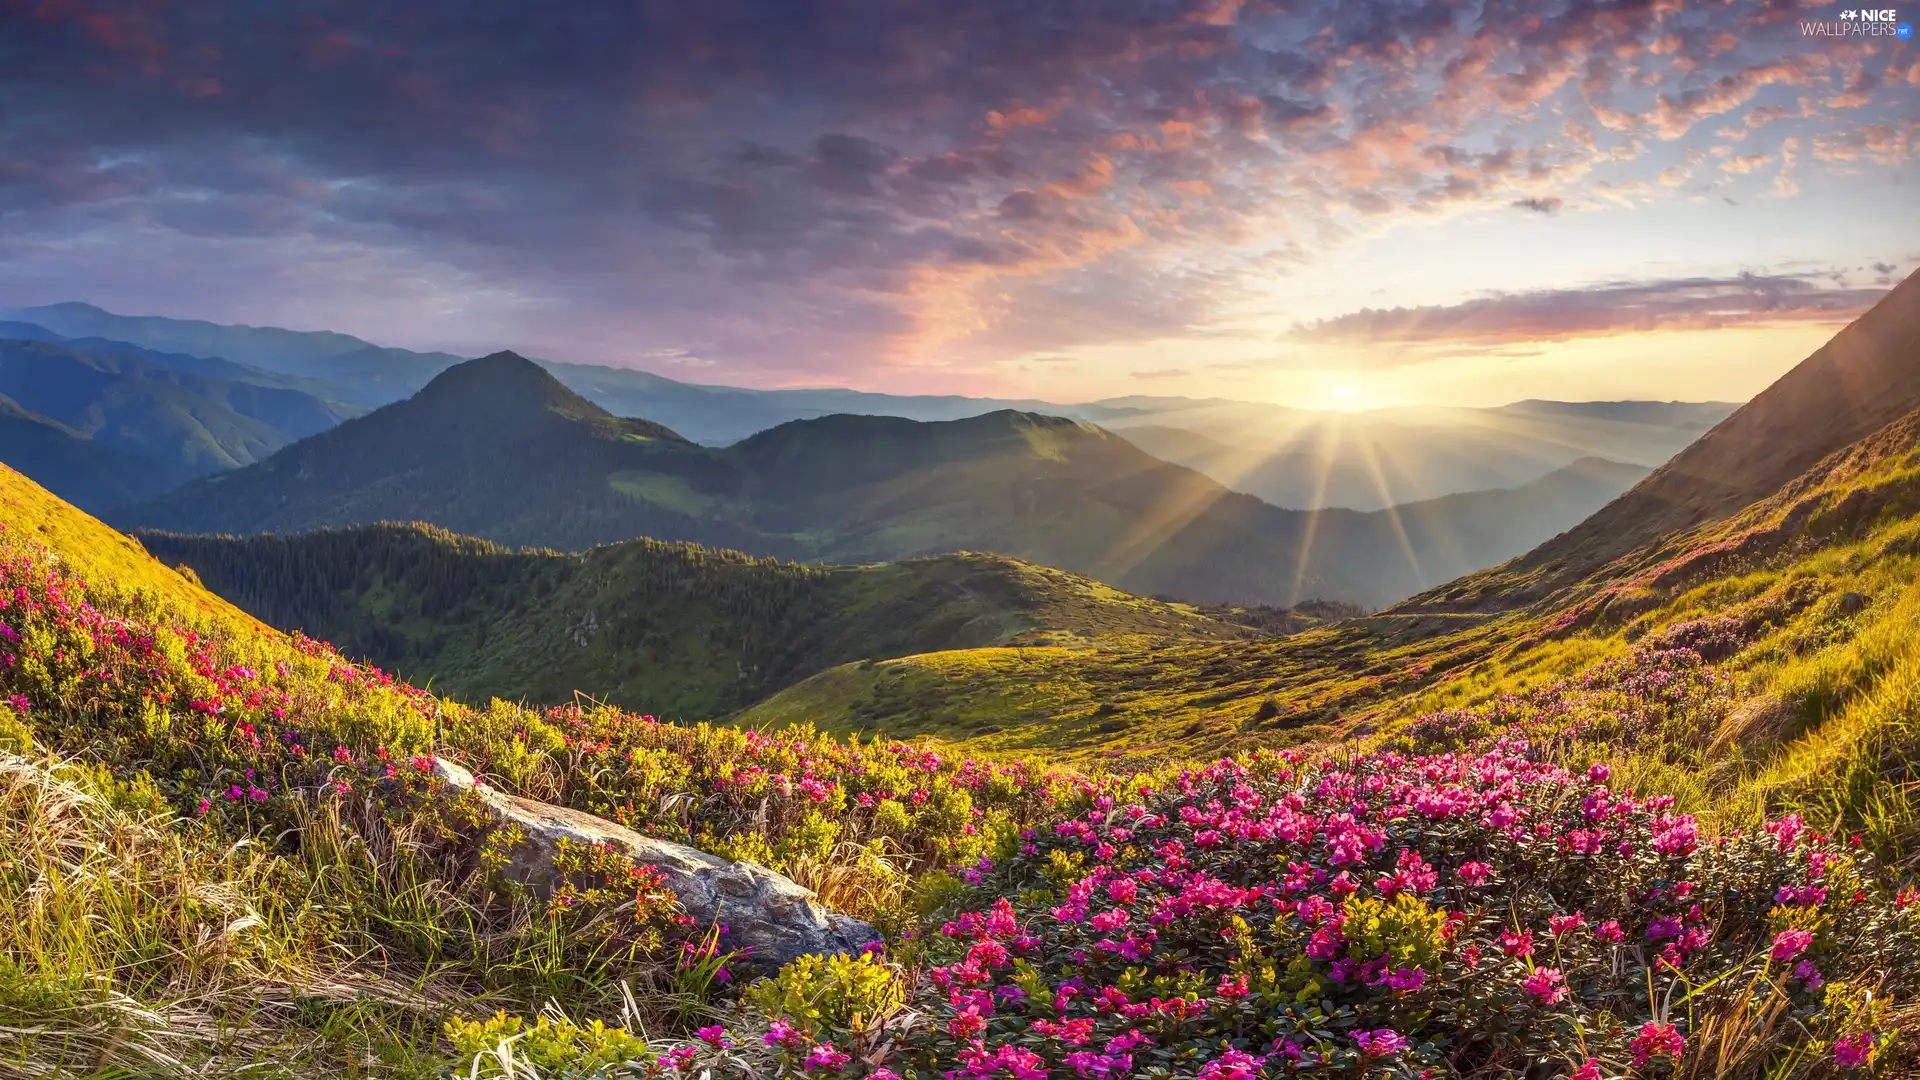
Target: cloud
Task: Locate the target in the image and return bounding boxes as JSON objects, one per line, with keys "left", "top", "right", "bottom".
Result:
{"left": 1131, "top": 367, "right": 1191, "bottom": 379}
{"left": 0, "top": 0, "right": 1910, "bottom": 391}
{"left": 1289, "top": 271, "right": 1896, "bottom": 355}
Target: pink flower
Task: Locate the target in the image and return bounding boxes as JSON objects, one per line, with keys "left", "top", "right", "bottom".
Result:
{"left": 1793, "top": 959, "right": 1825, "bottom": 989}
{"left": 1384, "top": 967, "right": 1426, "bottom": 991}
{"left": 694, "top": 1025, "right": 730, "bottom": 1049}
{"left": 666, "top": 1047, "right": 697, "bottom": 1071}
{"left": 763, "top": 1019, "right": 808, "bottom": 1051}
{"left": 803, "top": 1043, "right": 850, "bottom": 1071}
{"left": 1196, "top": 1047, "right": 1264, "bottom": 1080}
{"left": 1770, "top": 928, "right": 1814, "bottom": 962}
{"left": 1522, "top": 967, "right": 1567, "bottom": 1005}
{"left": 1548, "top": 913, "right": 1586, "bottom": 937}
{"left": 1569, "top": 1061, "right": 1601, "bottom": 1080}
{"left": 1630, "top": 1021, "right": 1685, "bottom": 1067}
{"left": 1833, "top": 1032, "right": 1875, "bottom": 1069}
{"left": 1353, "top": 1029, "right": 1407, "bottom": 1056}
{"left": 1457, "top": 861, "right": 1493, "bottom": 886}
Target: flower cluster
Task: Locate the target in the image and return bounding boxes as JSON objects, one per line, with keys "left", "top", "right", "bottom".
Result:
{"left": 900, "top": 746, "right": 1918, "bottom": 1077}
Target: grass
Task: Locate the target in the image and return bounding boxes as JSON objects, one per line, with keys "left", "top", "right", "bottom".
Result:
{"left": 141, "top": 526, "right": 1272, "bottom": 722}
{"left": 607, "top": 471, "right": 718, "bottom": 517}
{"left": 10, "top": 391, "right": 1920, "bottom": 1076}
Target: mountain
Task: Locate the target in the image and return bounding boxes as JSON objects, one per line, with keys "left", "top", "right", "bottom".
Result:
{"left": 1412, "top": 268, "right": 1920, "bottom": 613}
{"left": 0, "top": 302, "right": 460, "bottom": 407}
{"left": 8, "top": 408, "right": 1920, "bottom": 1080}
{"left": 2, "top": 305, "right": 1733, "bottom": 493}
{"left": 0, "top": 399, "right": 178, "bottom": 512}
{"left": 1111, "top": 401, "right": 1732, "bottom": 511}
{"left": 117, "top": 353, "right": 1650, "bottom": 608}
{"left": 0, "top": 337, "right": 356, "bottom": 486}
{"left": 1, "top": 302, "right": 1077, "bottom": 440}
{"left": 137, "top": 524, "right": 1269, "bottom": 718}
{"left": 116, "top": 351, "right": 782, "bottom": 554}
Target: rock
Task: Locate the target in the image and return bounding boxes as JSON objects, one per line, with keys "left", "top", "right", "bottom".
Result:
{"left": 1837, "top": 591, "right": 1869, "bottom": 614}
{"left": 429, "top": 757, "right": 878, "bottom": 970}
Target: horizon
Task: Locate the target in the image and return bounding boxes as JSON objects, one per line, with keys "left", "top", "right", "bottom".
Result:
{"left": 2, "top": 298, "right": 1760, "bottom": 415}
{"left": 4, "top": 2, "right": 1915, "bottom": 410}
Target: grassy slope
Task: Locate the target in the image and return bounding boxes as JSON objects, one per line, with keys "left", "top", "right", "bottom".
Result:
{"left": 746, "top": 399, "right": 1920, "bottom": 858}
{"left": 1415, "top": 270, "right": 1920, "bottom": 614}
{"left": 0, "top": 463, "right": 1113, "bottom": 1075}
{"left": 138, "top": 523, "right": 1259, "bottom": 720}
{"left": 10, "top": 392, "right": 1920, "bottom": 1075}
{"left": 0, "top": 464, "right": 253, "bottom": 619}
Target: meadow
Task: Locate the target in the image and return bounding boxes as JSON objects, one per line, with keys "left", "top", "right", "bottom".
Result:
{"left": 6, "top": 399, "right": 1920, "bottom": 1079}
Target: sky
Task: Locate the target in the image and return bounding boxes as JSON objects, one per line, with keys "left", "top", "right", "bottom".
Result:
{"left": 3, "top": 0, "right": 1917, "bottom": 409}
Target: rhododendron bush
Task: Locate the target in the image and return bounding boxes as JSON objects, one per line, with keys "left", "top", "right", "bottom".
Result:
{"left": 886, "top": 748, "right": 1919, "bottom": 1078}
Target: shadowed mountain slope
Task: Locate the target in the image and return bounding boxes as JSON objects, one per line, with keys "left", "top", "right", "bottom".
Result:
{"left": 0, "top": 337, "right": 353, "bottom": 481}
{"left": 117, "top": 352, "right": 771, "bottom": 554}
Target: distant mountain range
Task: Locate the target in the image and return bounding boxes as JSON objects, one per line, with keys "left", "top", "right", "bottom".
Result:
{"left": 115, "top": 352, "right": 1650, "bottom": 607}
{"left": 2, "top": 301, "right": 1724, "bottom": 510}
{"left": 0, "top": 328, "right": 359, "bottom": 511}
{"left": 1112, "top": 398, "right": 1733, "bottom": 511}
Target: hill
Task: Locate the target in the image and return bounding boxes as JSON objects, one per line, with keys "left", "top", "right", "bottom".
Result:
{"left": 0, "top": 336, "right": 354, "bottom": 484}
{"left": 116, "top": 356, "right": 1648, "bottom": 608}
{"left": 6, "top": 395, "right": 1920, "bottom": 1077}
{"left": 118, "top": 351, "right": 779, "bottom": 554}
{"left": 138, "top": 523, "right": 1259, "bottom": 718}
{"left": 0, "top": 398, "right": 178, "bottom": 512}
{"left": 1407, "top": 268, "right": 1920, "bottom": 613}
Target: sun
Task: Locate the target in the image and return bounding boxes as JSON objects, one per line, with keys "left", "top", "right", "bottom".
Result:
{"left": 1327, "top": 382, "right": 1365, "bottom": 411}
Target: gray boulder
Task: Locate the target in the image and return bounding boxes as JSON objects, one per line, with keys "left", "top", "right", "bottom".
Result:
{"left": 430, "top": 757, "right": 879, "bottom": 970}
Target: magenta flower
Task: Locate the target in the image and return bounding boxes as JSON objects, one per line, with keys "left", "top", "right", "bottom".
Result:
{"left": 1196, "top": 1047, "right": 1264, "bottom": 1080}
{"left": 802, "top": 1043, "right": 850, "bottom": 1071}
{"left": 1833, "top": 1032, "right": 1875, "bottom": 1069}
{"left": 1630, "top": 1021, "right": 1685, "bottom": 1067}
{"left": 763, "top": 1019, "right": 808, "bottom": 1051}
{"left": 1568, "top": 1061, "right": 1601, "bottom": 1080}
{"left": 1384, "top": 966, "right": 1426, "bottom": 991}
{"left": 1793, "top": 959, "right": 1825, "bottom": 989}
{"left": 1522, "top": 967, "right": 1568, "bottom": 1005}
{"left": 693, "top": 1025, "right": 730, "bottom": 1049}
{"left": 1770, "top": 928, "right": 1814, "bottom": 962}
{"left": 1352, "top": 1029, "right": 1407, "bottom": 1056}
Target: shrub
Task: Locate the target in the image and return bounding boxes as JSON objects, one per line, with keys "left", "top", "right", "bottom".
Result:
{"left": 900, "top": 748, "right": 1920, "bottom": 1078}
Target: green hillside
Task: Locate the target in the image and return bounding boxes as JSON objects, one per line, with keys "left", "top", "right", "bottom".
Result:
{"left": 138, "top": 523, "right": 1261, "bottom": 719}
{"left": 119, "top": 352, "right": 782, "bottom": 555}
{"left": 0, "top": 398, "right": 178, "bottom": 512}
{"left": 117, "top": 355, "right": 1646, "bottom": 608}
{"left": 7, "top": 357, "right": 1920, "bottom": 1077}
{"left": 1419, "top": 268, "right": 1920, "bottom": 614}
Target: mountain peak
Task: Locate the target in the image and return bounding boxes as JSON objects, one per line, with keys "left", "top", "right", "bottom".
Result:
{"left": 414, "top": 350, "right": 605, "bottom": 416}
{"left": 396, "top": 350, "right": 688, "bottom": 445}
